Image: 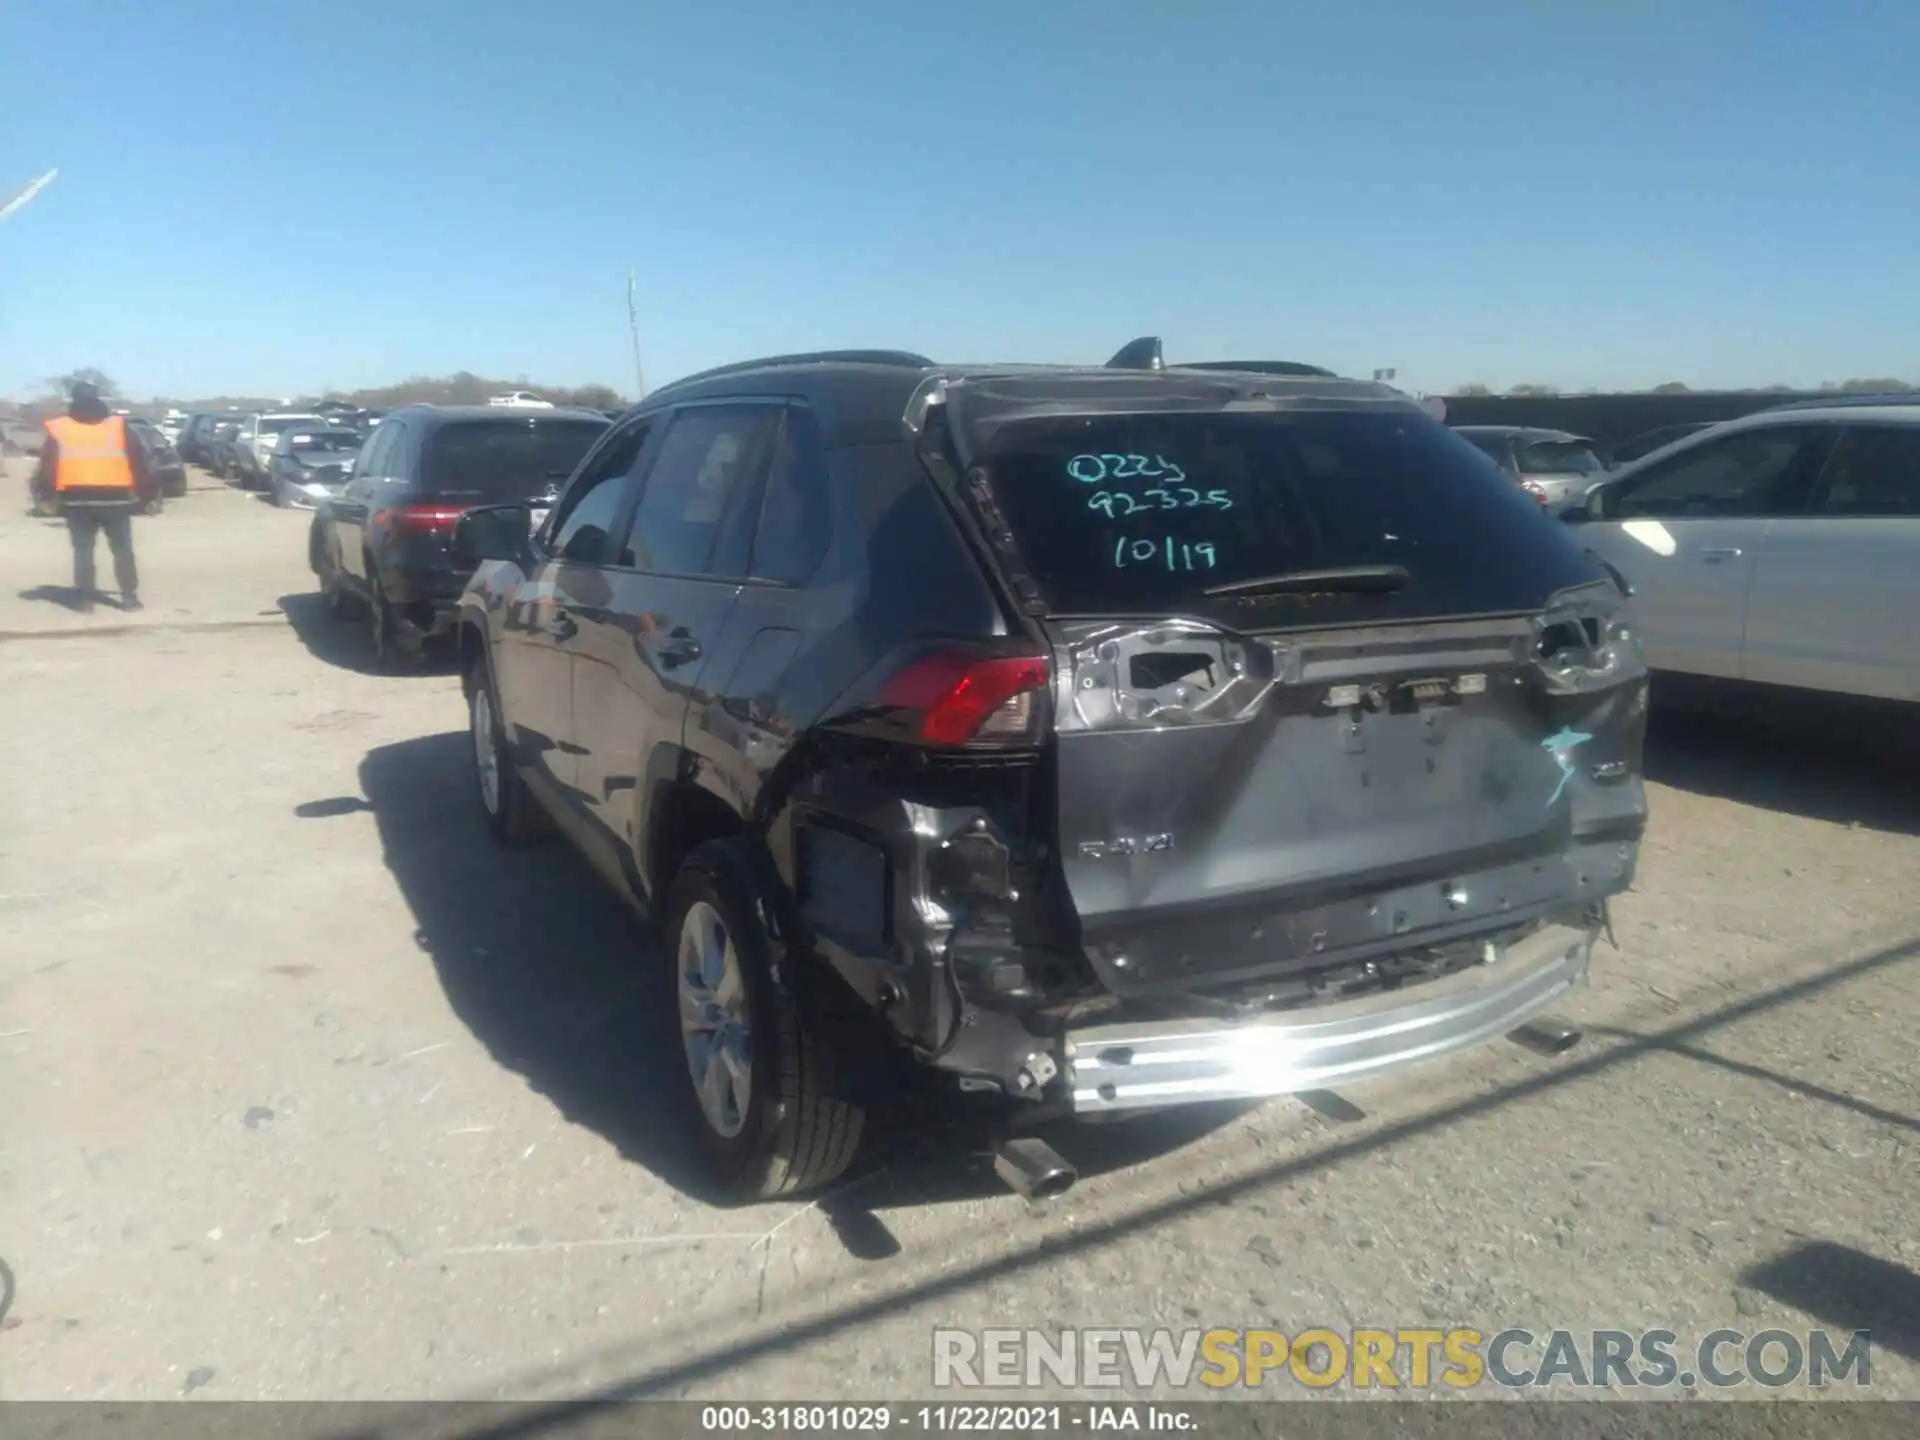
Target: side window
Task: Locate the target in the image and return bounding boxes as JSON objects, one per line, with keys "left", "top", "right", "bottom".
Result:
{"left": 355, "top": 425, "right": 393, "bottom": 483}
{"left": 749, "top": 409, "right": 833, "bottom": 585}
{"left": 1814, "top": 427, "right": 1920, "bottom": 516}
{"left": 384, "top": 422, "right": 415, "bottom": 484}
{"left": 1608, "top": 429, "right": 1819, "bottom": 520}
{"left": 617, "top": 406, "right": 774, "bottom": 576}
{"left": 548, "top": 421, "right": 651, "bottom": 563}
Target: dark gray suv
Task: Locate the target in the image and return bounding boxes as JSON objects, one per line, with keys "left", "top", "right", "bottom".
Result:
{"left": 451, "top": 341, "right": 1651, "bottom": 1201}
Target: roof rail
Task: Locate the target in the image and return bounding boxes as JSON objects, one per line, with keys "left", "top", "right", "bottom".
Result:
{"left": 650, "top": 349, "right": 934, "bottom": 398}
{"left": 1763, "top": 392, "right": 1919, "bottom": 413}
{"left": 1106, "top": 336, "right": 1165, "bottom": 371}
{"left": 1177, "top": 360, "right": 1338, "bottom": 378}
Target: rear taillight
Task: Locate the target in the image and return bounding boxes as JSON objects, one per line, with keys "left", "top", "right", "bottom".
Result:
{"left": 876, "top": 652, "right": 1050, "bottom": 746}
{"left": 1520, "top": 480, "right": 1549, "bottom": 504}
{"left": 373, "top": 504, "right": 464, "bottom": 535}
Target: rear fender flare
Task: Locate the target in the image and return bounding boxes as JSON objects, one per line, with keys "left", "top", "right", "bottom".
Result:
{"left": 637, "top": 743, "right": 797, "bottom": 944}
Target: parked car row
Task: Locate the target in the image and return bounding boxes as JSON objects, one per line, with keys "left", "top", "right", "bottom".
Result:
{"left": 126, "top": 417, "right": 188, "bottom": 498}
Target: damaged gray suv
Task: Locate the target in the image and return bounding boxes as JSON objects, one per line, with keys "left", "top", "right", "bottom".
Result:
{"left": 450, "top": 340, "right": 1650, "bottom": 1202}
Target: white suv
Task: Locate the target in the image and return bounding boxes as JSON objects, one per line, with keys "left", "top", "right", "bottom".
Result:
{"left": 233, "top": 412, "right": 327, "bottom": 489}
{"left": 485, "top": 391, "right": 554, "bottom": 408}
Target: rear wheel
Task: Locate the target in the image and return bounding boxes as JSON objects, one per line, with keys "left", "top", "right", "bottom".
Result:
{"left": 315, "top": 530, "right": 364, "bottom": 619}
{"left": 467, "top": 654, "right": 551, "bottom": 844}
{"left": 665, "top": 840, "right": 865, "bottom": 1201}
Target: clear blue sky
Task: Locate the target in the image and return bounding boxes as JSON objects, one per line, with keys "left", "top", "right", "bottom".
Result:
{"left": 3, "top": 0, "right": 1915, "bottom": 401}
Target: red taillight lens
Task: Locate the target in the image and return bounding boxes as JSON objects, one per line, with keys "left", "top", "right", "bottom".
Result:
{"left": 877, "top": 652, "right": 1051, "bottom": 746}
{"left": 374, "top": 504, "right": 465, "bottom": 534}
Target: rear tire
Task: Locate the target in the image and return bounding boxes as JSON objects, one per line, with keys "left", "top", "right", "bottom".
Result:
{"left": 665, "top": 840, "right": 865, "bottom": 1202}
{"left": 467, "top": 654, "right": 552, "bottom": 845}
{"left": 315, "top": 530, "right": 365, "bottom": 619}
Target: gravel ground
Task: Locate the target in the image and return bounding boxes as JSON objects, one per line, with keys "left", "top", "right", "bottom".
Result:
{"left": 1, "top": 471, "right": 1915, "bottom": 1406}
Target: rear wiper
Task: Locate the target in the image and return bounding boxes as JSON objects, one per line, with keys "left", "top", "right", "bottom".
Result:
{"left": 1204, "top": 564, "right": 1411, "bottom": 598}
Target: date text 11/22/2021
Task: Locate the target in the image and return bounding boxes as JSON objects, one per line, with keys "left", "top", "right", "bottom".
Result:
{"left": 1068, "top": 453, "right": 1233, "bottom": 574}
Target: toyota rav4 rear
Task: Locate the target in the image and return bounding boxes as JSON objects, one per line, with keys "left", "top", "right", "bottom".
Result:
{"left": 807, "top": 365, "right": 1647, "bottom": 1167}
{"left": 457, "top": 352, "right": 1649, "bottom": 1204}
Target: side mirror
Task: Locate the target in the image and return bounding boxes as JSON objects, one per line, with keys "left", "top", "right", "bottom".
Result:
{"left": 453, "top": 503, "right": 533, "bottom": 566}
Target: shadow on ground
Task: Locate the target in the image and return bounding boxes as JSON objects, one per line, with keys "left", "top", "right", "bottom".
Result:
{"left": 278, "top": 591, "right": 458, "bottom": 676}
{"left": 16, "top": 584, "right": 139, "bottom": 612}
{"left": 1645, "top": 699, "right": 1920, "bottom": 836}
{"left": 1741, "top": 1241, "right": 1920, "bottom": 1362}
{"left": 17, "top": 584, "right": 91, "bottom": 612}
{"left": 317, "top": 731, "right": 1246, "bottom": 1223}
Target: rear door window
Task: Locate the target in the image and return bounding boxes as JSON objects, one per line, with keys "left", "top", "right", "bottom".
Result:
{"left": 748, "top": 409, "right": 832, "bottom": 585}
{"left": 616, "top": 405, "right": 777, "bottom": 576}
{"left": 547, "top": 421, "right": 653, "bottom": 562}
{"left": 1813, "top": 426, "right": 1920, "bottom": 516}
{"left": 355, "top": 423, "right": 395, "bottom": 482}
{"left": 976, "top": 408, "right": 1597, "bottom": 619}
{"left": 1606, "top": 427, "right": 1827, "bottom": 520}
{"left": 419, "top": 417, "right": 609, "bottom": 502}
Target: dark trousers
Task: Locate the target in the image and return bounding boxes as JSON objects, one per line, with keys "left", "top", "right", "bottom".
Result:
{"left": 65, "top": 507, "right": 139, "bottom": 597}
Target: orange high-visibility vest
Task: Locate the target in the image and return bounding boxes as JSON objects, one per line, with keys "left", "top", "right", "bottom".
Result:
{"left": 46, "top": 415, "right": 135, "bottom": 492}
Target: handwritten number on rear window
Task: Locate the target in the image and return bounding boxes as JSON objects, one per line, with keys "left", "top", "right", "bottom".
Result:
{"left": 1068, "top": 453, "right": 1189, "bottom": 485}
{"left": 1091, "top": 487, "right": 1233, "bottom": 517}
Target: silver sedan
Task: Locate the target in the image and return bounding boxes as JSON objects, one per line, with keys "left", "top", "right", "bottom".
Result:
{"left": 268, "top": 428, "right": 364, "bottom": 510}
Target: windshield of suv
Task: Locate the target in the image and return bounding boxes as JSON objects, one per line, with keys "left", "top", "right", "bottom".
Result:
{"left": 260, "top": 415, "right": 322, "bottom": 435}
{"left": 1514, "top": 440, "right": 1607, "bottom": 475}
{"left": 420, "top": 417, "right": 608, "bottom": 499}
{"left": 980, "top": 409, "right": 1598, "bottom": 618}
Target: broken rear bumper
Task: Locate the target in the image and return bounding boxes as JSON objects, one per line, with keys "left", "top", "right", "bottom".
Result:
{"left": 1064, "top": 921, "right": 1591, "bottom": 1113}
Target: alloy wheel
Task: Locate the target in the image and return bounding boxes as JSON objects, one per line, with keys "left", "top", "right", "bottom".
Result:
{"left": 676, "top": 900, "right": 752, "bottom": 1139}
{"left": 471, "top": 685, "right": 501, "bottom": 816}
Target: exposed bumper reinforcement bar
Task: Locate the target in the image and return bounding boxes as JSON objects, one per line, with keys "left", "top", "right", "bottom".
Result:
{"left": 1064, "top": 922, "right": 1592, "bottom": 1113}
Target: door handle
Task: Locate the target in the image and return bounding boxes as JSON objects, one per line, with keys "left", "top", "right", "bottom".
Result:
{"left": 1700, "top": 548, "right": 1744, "bottom": 563}
{"left": 656, "top": 626, "right": 702, "bottom": 669}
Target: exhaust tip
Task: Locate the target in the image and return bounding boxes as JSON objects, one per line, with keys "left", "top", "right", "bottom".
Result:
{"left": 993, "top": 1135, "right": 1078, "bottom": 1201}
{"left": 1509, "top": 1016, "right": 1584, "bottom": 1056}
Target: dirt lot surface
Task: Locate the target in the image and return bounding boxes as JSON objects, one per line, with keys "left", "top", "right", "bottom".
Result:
{"left": 2, "top": 464, "right": 1917, "bottom": 1405}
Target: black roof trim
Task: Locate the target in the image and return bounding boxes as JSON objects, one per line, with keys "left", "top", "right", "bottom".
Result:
{"left": 1178, "top": 360, "right": 1339, "bottom": 378}
{"left": 649, "top": 349, "right": 934, "bottom": 399}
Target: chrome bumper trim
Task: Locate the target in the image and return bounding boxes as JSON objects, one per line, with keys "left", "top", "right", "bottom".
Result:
{"left": 1064, "top": 923, "right": 1592, "bottom": 1113}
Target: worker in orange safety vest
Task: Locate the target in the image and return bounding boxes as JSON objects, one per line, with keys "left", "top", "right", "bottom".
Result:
{"left": 30, "top": 380, "right": 159, "bottom": 613}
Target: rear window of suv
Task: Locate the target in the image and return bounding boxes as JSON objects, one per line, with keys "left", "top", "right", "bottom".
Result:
{"left": 978, "top": 408, "right": 1599, "bottom": 619}
{"left": 420, "top": 417, "right": 608, "bottom": 500}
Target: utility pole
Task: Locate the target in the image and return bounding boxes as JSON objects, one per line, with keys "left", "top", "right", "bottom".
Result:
{"left": 627, "top": 271, "right": 646, "bottom": 400}
{"left": 0, "top": 168, "right": 58, "bottom": 223}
